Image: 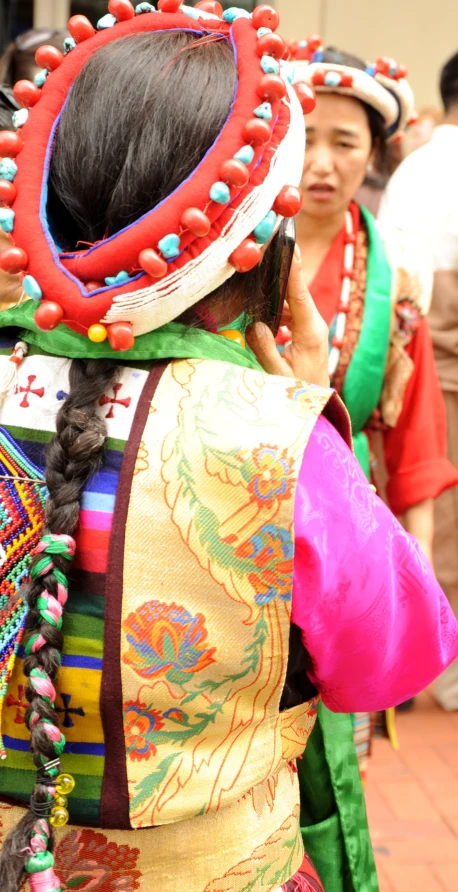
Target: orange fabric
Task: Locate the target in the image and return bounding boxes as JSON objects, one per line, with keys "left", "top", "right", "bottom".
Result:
{"left": 383, "top": 318, "right": 458, "bottom": 515}
{"left": 309, "top": 204, "right": 360, "bottom": 327}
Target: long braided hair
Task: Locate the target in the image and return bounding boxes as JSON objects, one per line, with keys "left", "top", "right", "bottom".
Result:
{"left": 0, "top": 29, "right": 280, "bottom": 892}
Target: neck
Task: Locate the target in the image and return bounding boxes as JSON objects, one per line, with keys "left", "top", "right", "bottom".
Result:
{"left": 444, "top": 107, "right": 458, "bottom": 127}
{"left": 296, "top": 207, "right": 348, "bottom": 249}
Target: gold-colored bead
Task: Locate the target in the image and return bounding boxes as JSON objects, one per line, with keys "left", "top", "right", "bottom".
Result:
{"left": 49, "top": 806, "right": 69, "bottom": 828}
{"left": 55, "top": 773, "right": 75, "bottom": 795}
{"left": 54, "top": 794, "right": 68, "bottom": 809}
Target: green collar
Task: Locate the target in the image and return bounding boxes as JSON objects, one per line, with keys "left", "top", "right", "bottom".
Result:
{"left": 0, "top": 300, "right": 263, "bottom": 371}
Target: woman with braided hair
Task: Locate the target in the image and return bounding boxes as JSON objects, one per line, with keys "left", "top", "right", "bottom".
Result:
{"left": 0, "top": 5, "right": 456, "bottom": 892}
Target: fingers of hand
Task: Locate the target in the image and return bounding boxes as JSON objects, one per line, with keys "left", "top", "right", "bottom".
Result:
{"left": 246, "top": 322, "right": 286, "bottom": 375}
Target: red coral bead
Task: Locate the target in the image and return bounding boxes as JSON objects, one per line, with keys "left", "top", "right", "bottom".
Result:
{"left": 86, "top": 280, "right": 104, "bottom": 292}
{"left": 181, "top": 208, "right": 211, "bottom": 237}
{"left": 257, "top": 74, "right": 286, "bottom": 103}
{"left": 0, "top": 180, "right": 16, "bottom": 205}
{"left": 35, "top": 45, "right": 63, "bottom": 71}
{"left": 195, "top": 1, "right": 223, "bottom": 14}
{"left": 256, "top": 33, "right": 286, "bottom": 60}
{"left": 307, "top": 34, "right": 322, "bottom": 52}
{"left": 396, "top": 63, "right": 408, "bottom": 80}
{"left": 273, "top": 185, "right": 303, "bottom": 217}
{"left": 138, "top": 248, "right": 168, "bottom": 278}
{"left": 219, "top": 159, "right": 249, "bottom": 188}
{"left": 251, "top": 5, "right": 280, "bottom": 31}
{"left": 68, "top": 15, "right": 96, "bottom": 43}
{"left": 0, "top": 247, "right": 28, "bottom": 274}
{"left": 108, "top": 0, "right": 135, "bottom": 20}
{"left": 34, "top": 302, "right": 64, "bottom": 331}
{"left": 107, "top": 321, "right": 135, "bottom": 352}
{"left": 376, "top": 56, "right": 391, "bottom": 75}
{"left": 229, "top": 239, "right": 263, "bottom": 273}
{"left": 243, "top": 118, "right": 271, "bottom": 147}
{"left": 13, "top": 80, "right": 40, "bottom": 108}
{"left": 331, "top": 336, "right": 343, "bottom": 349}
{"left": 294, "top": 82, "right": 316, "bottom": 114}
{"left": 157, "top": 0, "right": 181, "bottom": 10}
{"left": 0, "top": 131, "right": 23, "bottom": 158}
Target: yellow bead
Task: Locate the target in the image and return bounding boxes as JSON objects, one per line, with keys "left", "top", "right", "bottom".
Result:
{"left": 54, "top": 794, "right": 68, "bottom": 808}
{"left": 49, "top": 806, "right": 69, "bottom": 828}
{"left": 55, "top": 773, "right": 75, "bottom": 795}
{"left": 219, "top": 328, "right": 246, "bottom": 348}
{"left": 88, "top": 323, "right": 108, "bottom": 343}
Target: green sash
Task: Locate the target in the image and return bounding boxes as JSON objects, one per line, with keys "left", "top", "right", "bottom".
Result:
{"left": 342, "top": 206, "right": 392, "bottom": 477}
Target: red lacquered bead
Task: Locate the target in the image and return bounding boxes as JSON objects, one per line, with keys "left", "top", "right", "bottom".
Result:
{"left": 86, "top": 280, "right": 104, "bottom": 292}
{"left": 0, "top": 247, "right": 28, "bottom": 274}
{"left": 229, "top": 239, "right": 263, "bottom": 273}
{"left": 34, "top": 301, "right": 64, "bottom": 331}
{"left": 251, "top": 5, "right": 280, "bottom": 31}
{"left": 35, "top": 45, "right": 63, "bottom": 71}
{"left": 307, "top": 34, "right": 322, "bottom": 52}
{"left": 108, "top": 0, "right": 135, "bottom": 20}
{"left": 181, "top": 208, "right": 211, "bottom": 237}
{"left": 68, "top": 15, "right": 96, "bottom": 43}
{"left": 195, "top": 1, "right": 223, "bottom": 14}
{"left": 0, "top": 180, "right": 16, "bottom": 205}
{"left": 157, "top": 0, "right": 181, "bottom": 10}
{"left": 0, "top": 131, "right": 23, "bottom": 158}
{"left": 138, "top": 248, "right": 168, "bottom": 278}
{"left": 219, "top": 159, "right": 249, "bottom": 188}
{"left": 257, "top": 74, "right": 286, "bottom": 103}
{"left": 294, "top": 82, "right": 316, "bottom": 114}
{"left": 273, "top": 185, "right": 303, "bottom": 217}
{"left": 13, "top": 80, "right": 40, "bottom": 108}
{"left": 256, "top": 33, "right": 286, "bottom": 60}
{"left": 107, "top": 321, "right": 135, "bottom": 352}
{"left": 243, "top": 118, "right": 271, "bottom": 147}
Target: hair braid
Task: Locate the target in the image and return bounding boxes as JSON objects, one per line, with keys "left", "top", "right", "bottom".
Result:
{"left": 0, "top": 358, "right": 118, "bottom": 892}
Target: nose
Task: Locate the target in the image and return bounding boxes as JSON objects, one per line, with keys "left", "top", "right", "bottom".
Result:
{"left": 308, "top": 144, "right": 334, "bottom": 177}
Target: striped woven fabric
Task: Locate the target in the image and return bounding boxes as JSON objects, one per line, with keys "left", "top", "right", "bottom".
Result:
{"left": 0, "top": 336, "right": 148, "bottom": 824}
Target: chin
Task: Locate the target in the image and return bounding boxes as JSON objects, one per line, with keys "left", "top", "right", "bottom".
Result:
{"left": 302, "top": 197, "right": 340, "bottom": 219}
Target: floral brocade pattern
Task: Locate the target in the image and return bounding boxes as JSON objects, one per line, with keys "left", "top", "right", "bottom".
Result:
{"left": 53, "top": 830, "right": 142, "bottom": 891}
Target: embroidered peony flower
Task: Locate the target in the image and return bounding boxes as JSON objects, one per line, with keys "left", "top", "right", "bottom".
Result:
{"left": 123, "top": 601, "right": 216, "bottom": 684}
{"left": 124, "top": 699, "right": 164, "bottom": 761}
{"left": 53, "top": 829, "right": 141, "bottom": 891}
{"left": 248, "top": 446, "right": 293, "bottom": 508}
{"left": 236, "top": 524, "right": 293, "bottom": 605}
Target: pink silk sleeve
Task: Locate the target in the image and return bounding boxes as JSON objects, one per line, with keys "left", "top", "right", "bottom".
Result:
{"left": 292, "top": 416, "right": 458, "bottom": 713}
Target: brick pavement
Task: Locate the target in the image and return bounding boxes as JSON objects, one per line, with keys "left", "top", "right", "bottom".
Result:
{"left": 366, "top": 688, "right": 458, "bottom": 891}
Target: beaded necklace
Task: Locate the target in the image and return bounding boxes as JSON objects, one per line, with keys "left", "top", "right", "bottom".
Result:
{"left": 328, "top": 209, "right": 356, "bottom": 382}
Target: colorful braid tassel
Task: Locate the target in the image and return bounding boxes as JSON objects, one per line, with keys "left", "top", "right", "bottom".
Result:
{"left": 25, "top": 819, "right": 62, "bottom": 891}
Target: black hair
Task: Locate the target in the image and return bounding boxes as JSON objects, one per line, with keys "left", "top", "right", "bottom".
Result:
{"left": 321, "top": 47, "right": 388, "bottom": 173}
{"left": 440, "top": 50, "right": 458, "bottom": 112}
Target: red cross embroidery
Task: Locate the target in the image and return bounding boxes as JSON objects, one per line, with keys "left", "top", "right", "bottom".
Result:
{"left": 99, "top": 383, "right": 132, "bottom": 419}
{"left": 6, "top": 684, "right": 28, "bottom": 723}
{"left": 18, "top": 375, "right": 45, "bottom": 409}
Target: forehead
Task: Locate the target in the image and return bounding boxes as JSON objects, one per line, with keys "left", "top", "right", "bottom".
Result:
{"left": 305, "top": 92, "right": 370, "bottom": 135}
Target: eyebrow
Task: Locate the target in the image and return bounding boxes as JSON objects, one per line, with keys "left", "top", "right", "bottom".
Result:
{"left": 306, "top": 126, "right": 361, "bottom": 139}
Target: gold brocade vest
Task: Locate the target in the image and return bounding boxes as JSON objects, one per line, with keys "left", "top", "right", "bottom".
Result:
{"left": 0, "top": 356, "right": 349, "bottom": 891}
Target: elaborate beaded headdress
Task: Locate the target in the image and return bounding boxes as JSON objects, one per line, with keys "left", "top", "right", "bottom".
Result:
{"left": 288, "top": 36, "right": 415, "bottom": 143}
{"left": 0, "top": 1, "right": 316, "bottom": 353}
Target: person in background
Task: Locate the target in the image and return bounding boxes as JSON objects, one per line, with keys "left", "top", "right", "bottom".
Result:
{"left": 379, "top": 50, "right": 458, "bottom": 712}
{"left": 406, "top": 105, "right": 442, "bottom": 154}
{"left": 267, "top": 40, "right": 458, "bottom": 892}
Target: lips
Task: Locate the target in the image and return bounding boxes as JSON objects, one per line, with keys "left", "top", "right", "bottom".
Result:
{"left": 308, "top": 183, "right": 336, "bottom": 194}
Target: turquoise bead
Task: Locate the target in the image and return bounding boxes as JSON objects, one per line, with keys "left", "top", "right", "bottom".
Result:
{"left": 12, "top": 108, "right": 28, "bottom": 129}
{"left": 34, "top": 69, "right": 48, "bottom": 88}
{"left": 97, "top": 13, "right": 117, "bottom": 29}
{"left": 365, "top": 64, "right": 376, "bottom": 77}
{"left": 298, "top": 40, "right": 307, "bottom": 48}
{"left": 64, "top": 37, "right": 76, "bottom": 53}
{"left": 234, "top": 145, "right": 255, "bottom": 165}
{"left": 182, "top": 6, "right": 200, "bottom": 18}
{"left": 209, "top": 182, "right": 230, "bottom": 204}
{"left": 136, "top": 2, "right": 156, "bottom": 10}
{"left": 0, "top": 158, "right": 17, "bottom": 182}
{"left": 281, "top": 61, "right": 294, "bottom": 84}
{"left": 324, "top": 71, "right": 341, "bottom": 87}
{"left": 253, "top": 211, "right": 277, "bottom": 244}
{"left": 23, "top": 275, "right": 42, "bottom": 300}
{"left": 222, "top": 8, "right": 250, "bottom": 23}
{"left": 0, "top": 209, "right": 14, "bottom": 234}
{"left": 158, "top": 234, "right": 181, "bottom": 259}
{"left": 254, "top": 102, "right": 272, "bottom": 121}
{"left": 257, "top": 27, "right": 272, "bottom": 38}
{"left": 104, "top": 270, "right": 130, "bottom": 286}
{"left": 261, "top": 55, "right": 280, "bottom": 75}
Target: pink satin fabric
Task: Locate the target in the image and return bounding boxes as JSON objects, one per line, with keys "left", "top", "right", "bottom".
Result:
{"left": 293, "top": 416, "right": 458, "bottom": 713}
